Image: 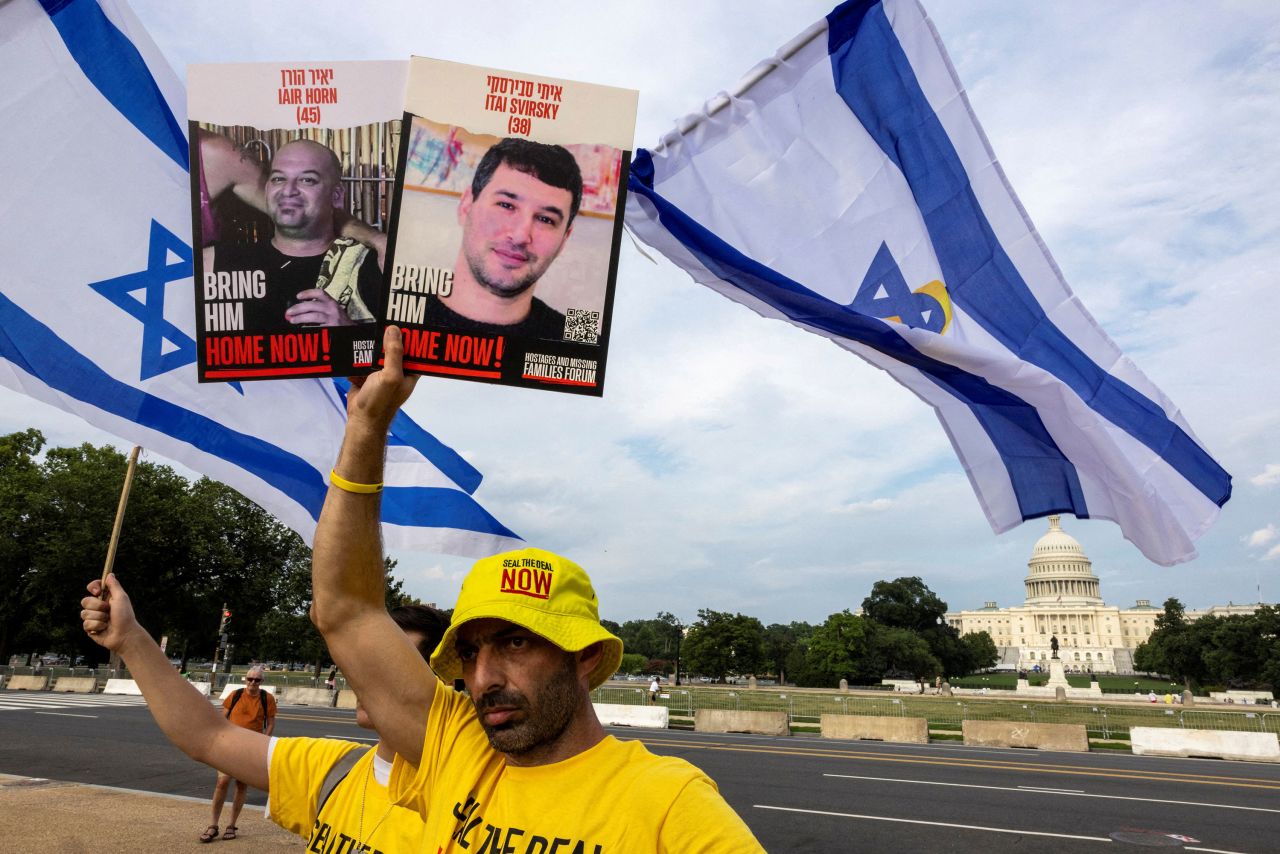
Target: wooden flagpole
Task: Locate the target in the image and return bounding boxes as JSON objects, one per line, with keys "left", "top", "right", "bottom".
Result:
{"left": 102, "top": 446, "right": 141, "bottom": 679}
{"left": 101, "top": 446, "right": 141, "bottom": 587}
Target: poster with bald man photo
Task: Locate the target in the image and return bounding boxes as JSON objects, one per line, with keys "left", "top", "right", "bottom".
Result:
{"left": 189, "top": 61, "right": 406, "bottom": 382}
{"left": 383, "top": 57, "right": 638, "bottom": 396}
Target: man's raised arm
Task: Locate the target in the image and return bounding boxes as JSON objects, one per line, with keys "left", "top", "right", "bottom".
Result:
{"left": 80, "top": 575, "right": 269, "bottom": 789}
{"left": 309, "top": 325, "right": 434, "bottom": 764}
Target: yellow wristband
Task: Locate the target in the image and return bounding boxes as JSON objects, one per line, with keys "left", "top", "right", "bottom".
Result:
{"left": 329, "top": 469, "right": 383, "bottom": 494}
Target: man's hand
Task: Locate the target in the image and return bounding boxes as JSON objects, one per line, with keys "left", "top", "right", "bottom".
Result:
{"left": 285, "top": 289, "right": 354, "bottom": 327}
{"left": 345, "top": 325, "right": 418, "bottom": 435}
{"left": 81, "top": 573, "right": 141, "bottom": 652}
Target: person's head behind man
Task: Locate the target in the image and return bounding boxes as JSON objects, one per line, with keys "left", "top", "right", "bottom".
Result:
{"left": 428, "top": 547, "right": 622, "bottom": 763}
{"left": 456, "top": 139, "right": 583, "bottom": 302}
{"left": 265, "top": 139, "right": 344, "bottom": 242}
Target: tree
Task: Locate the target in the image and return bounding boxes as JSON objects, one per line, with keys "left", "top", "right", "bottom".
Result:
{"left": 861, "top": 576, "right": 948, "bottom": 633}
{"left": 763, "top": 622, "right": 812, "bottom": 684}
{"left": 24, "top": 443, "right": 202, "bottom": 666}
{"left": 681, "top": 610, "right": 764, "bottom": 682}
{"left": 617, "top": 653, "right": 646, "bottom": 675}
{"left": 0, "top": 430, "right": 45, "bottom": 664}
{"left": 960, "top": 631, "right": 999, "bottom": 674}
{"left": 1134, "top": 598, "right": 1205, "bottom": 689}
{"left": 616, "top": 614, "right": 682, "bottom": 660}
{"left": 804, "top": 610, "right": 869, "bottom": 686}
{"left": 1257, "top": 606, "right": 1280, "bottom": 691}
{"left": 865, "top": 624, "right": 941, "bottom": 681}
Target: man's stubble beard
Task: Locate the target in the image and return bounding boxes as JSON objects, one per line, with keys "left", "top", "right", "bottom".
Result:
{"left": 466, "top": 249, "right": 541, "bottom": 300}
{"left": 474, "top": 654, "right": 580, "bottom": 757}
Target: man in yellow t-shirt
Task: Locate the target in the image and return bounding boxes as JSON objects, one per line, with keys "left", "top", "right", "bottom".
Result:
{"left": 80, "top": 576, "right": 444, "bottom": 851}
{"left": 310, "top": 326, "right": 765, "bottom": 852}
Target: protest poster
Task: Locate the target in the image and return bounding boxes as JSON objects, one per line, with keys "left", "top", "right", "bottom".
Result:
{"left": 383, "top": 57, "right": 638, "bottom": 395}
{"left": 189, "top": 61, "right": 405, "bottom": 382}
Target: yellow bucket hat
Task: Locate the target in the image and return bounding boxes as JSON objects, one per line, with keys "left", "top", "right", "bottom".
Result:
{"left": 430, "top": 547, "right": 623, "bottom": 690}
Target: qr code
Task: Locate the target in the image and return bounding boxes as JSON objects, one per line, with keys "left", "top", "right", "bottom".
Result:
{"left": 563, "top": 308, "right": 600, "bottom": 344}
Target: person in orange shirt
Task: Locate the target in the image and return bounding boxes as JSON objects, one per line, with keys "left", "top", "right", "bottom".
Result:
{"left": 204, "top": 664, "right": 276, "bottom": 842}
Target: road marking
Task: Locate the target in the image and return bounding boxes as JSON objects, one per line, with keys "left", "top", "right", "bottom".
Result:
{"left": 278, "top": 713, "right": 358, "bottom": 724}
{"left": 626, "top": 736, "right": 1280, "bottom": 791}
{"left": 34, "top": 712, "right": 97, "bottom": 719}
{"left": 1018, "top": 785, "right": 1086, "bottom": 793}
{"left": 824, "top": 773, "right": 1280, "bottom": 814}
{"left": 753, "top": 804, "right": 1114, "bottom": 842}
{"left": 0, "top": 694, "right": 147, "bottom": 712}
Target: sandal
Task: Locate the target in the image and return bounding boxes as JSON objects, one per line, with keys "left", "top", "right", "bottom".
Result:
{"left": 199, "top": 825, "right": 219, "bottom": 843}
{"left": 222, "top": 826, "right": 238, "bottom": 841}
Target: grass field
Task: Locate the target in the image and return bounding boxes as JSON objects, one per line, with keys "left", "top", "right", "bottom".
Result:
{"left": 948, "top": 673, "right": 1185, "bottom": 693}
{"left": 592, "top": 682, "right": 1280, "bottom": 741}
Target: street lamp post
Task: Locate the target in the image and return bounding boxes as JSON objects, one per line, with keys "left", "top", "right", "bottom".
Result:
{"left": 673, "top": 619, "right": 684, "bottom": 686}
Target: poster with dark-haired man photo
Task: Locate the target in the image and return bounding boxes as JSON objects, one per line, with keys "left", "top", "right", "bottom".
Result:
{"left": 383, "top": 57, "right": 638, "bottom": 396}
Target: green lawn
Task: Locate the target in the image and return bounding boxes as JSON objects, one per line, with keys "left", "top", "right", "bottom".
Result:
{"left": 594, "top": 682, "right": 1278, "bottom": 740}
{"left": 949, "top": 673, "right": 1184, "bottom": 693}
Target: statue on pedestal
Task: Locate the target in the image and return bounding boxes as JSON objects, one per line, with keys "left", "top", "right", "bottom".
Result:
{"left": 1050, "top": 634, "right": 1059, "bottom": 659}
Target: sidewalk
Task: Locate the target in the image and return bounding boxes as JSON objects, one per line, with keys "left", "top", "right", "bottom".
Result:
{"left": 0, "top": 773, "right": 300, "bottom": 851}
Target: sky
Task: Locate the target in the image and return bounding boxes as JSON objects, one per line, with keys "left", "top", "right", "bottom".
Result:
{"left": 7, "top": 0, "right": 1279, "bottom": 628}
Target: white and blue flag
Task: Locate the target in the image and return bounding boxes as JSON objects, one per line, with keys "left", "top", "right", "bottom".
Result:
{"left": 625, "top": 0, "right": 1230, "bottom": 565}
{"left": 0, "top": 0, "right": 520, "bottom": 556}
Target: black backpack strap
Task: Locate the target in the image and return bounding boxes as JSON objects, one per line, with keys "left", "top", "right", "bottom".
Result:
{"left": 224, "top": 688, "right": 243, "bottom": 718}
{"left": 316, "top": 747, "right": 366, "bottom": 815}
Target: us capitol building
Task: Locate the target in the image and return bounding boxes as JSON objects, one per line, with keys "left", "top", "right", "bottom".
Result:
{"left": 944, "top": 516, "right": 1257, "bottom": 674}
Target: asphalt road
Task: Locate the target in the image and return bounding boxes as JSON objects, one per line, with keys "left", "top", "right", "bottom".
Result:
{"left": 2, "top": 690, "right": 1278, "bottom": 852}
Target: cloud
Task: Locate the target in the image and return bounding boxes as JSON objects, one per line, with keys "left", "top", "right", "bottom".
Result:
{"left": 1250, "top": 464, "right": 1280, "bottom": 488}
{"left": 1246, "top": 525, "right": 1277, "bottom": 548}
{"left": 15, "top": 0, "right": 1272, "bottom": 626}
{"left": 832, "top": 498, "right": 894, "bottom": 515}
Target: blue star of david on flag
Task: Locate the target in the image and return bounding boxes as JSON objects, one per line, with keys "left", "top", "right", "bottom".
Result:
{"left": 848, "top": 242, "right": 945, "bottom": 333}
{"left": 89, "top": 219, "right": 195, "bottom": 381}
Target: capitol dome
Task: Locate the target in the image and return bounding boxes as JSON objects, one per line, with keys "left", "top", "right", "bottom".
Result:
{"left": 1023, "top": 515, "right": 1102, "bottom": 606}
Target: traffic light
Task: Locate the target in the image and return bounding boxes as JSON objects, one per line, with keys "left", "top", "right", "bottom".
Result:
{"left": 218, "top": 607, "right": 231, "bottom": 634}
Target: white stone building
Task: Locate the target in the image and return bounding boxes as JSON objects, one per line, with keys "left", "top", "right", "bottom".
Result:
{"left": 945, "top": 516, "right": 1259, "bottom": 674}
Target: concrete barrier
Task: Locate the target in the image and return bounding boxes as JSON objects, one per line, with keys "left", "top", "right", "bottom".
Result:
{"left": 278, "top": 687, "right": 336, "bottom": 707}
{"left": 51, "top": 677, "right": 97, "bottom": 693}
{"left": 962, "top": 720, "right": 1089, "bottom": 752}
{"left": 1130, "top": 727, "right": 1280, "bottom": 763}
{"left": 217, "top": 683, "right": 278, "bottom": 700}
{"left": 103, "top": 678, "right": 142, "bottom": 695}
{"left": 188, "top": 681, "right": 212, "bottom": 696}
{"left": 694, "top": 709, "right": 789, "bottom": 736}
{"left": 594, "top": 703, "right": 669, "bottom": 729}
{"left": 820, "top": 714, "right": 928, "bottom": 744}
{"left": 7, "top": 675, "right": 49, "bottom": 691}
{"left": 335, "top": 689, "right": 358, "bottom": 710}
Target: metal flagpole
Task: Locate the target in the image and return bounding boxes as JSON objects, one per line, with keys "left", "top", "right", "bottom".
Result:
{"left": 102, "top": 446, "right": 142, "bottom": 677}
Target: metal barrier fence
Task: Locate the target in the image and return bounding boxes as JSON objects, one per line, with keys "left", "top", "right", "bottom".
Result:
{"left": 0, "top": 665, "right": 348, "bottom": 693}
{"left": 589, "top": 684, "right": 1280, "bottom": 739}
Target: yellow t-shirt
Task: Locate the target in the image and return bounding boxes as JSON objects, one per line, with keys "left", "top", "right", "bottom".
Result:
{"left": 391, "top": 687, "right": 763, "bottom": 853}
{"left": 268, "top": 736, "right": 424, "bottom": 853}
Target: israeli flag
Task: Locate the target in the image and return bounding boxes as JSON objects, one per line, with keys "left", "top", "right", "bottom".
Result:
{"left": 0, "top": 0, "right": 520, "bottom": 555}
{"left": 625, "top": 0, "right": 1230, "bottom": 566}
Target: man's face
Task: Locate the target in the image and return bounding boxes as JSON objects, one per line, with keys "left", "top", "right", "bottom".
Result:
{"left": 265, "top": 142, "right": 341, "bottom": 239}
{"left": 457, "top": 163, "right": 574, "bottom": 299}
{"left": 456, "top": 618, "right": 582, "bottom": 757}
{"left": 244, "top": 671, "right": 264, "bottom": 696}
